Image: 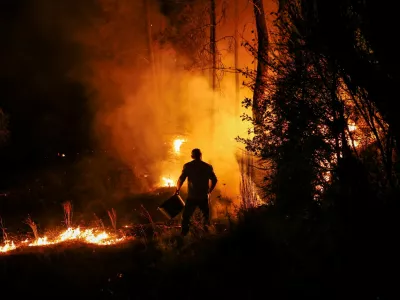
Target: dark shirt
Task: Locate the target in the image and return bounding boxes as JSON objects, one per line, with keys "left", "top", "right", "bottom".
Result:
{"left": 178, "top": 159, "right": 217, "bottom": 198}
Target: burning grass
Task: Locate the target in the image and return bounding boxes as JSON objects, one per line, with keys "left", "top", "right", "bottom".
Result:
{"left": 0, "top": 240, "right": 16, "bottom": 253}
{"left": 0, "top": 204, "right": 129, "bottom": 255}
{"left": 0, "top": 227, "right": 127, "bottom": 255}
{"left": 108, "top": 208, "right": 117, "bottom": 232}
{"left": 27, "top": 226, "right": 125, "bottom": 247}
{"left": 63, "top": 201, "right": 73, "bottom": 228}
{"left": 0, "top": 218, "right": 16, "bottom": 253}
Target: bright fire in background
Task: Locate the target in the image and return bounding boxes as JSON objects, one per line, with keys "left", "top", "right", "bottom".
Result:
{"left": 70, "top": 0, "right": 276, "bottom": 206}
{"left": 162, "top": 177, "right": 174, "bottom": 187}
{"left": 160, "top": 138, "right": 187, "bottom": 187}
{"left": 173, "top": 138, "right": 185, "bottom": 154}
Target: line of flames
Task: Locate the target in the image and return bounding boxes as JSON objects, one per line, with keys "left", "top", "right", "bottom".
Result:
{"left": 0, "top": 227, "right": 127, "bottom": 254}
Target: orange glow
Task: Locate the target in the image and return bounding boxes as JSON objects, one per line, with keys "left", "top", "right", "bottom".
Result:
{"left": 347, "top": 121, "right": 361, "bottom": 148}
{"left": 0, "top": 227, "right": 127, "bottom": 254}
{"left": 68, "top": 0, "right": 278, "bottom": 202}
{"left": 0, "top": 241, "right": 16, "bottom": 253}
{"left": 348, "top": 124, "right": 357, "bottom": 132}
{"left": 162, "top": 177, "right": 174, "bottom": 187}
{"left": 159, "top": 138, "right": 186, "bottom": 187}
{"left": 173, "top": 138, "right": 185, "bottom": 154}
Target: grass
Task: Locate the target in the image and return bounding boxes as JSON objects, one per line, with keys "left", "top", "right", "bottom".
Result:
{"left": 63, "top": 201, "right": 73, "bottom": 228}
{"left": 0, "top": 160, "right": 399, "bottom": 299}
{"left": 1, "top": 199, "right": 399, "bottom": 299}
{"left": 107, "top": 208, "right": 117, "bottom": 233}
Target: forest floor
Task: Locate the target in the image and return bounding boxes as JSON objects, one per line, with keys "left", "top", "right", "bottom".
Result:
{"left": 0, "top": 179, "right": 399, "bottom": 299}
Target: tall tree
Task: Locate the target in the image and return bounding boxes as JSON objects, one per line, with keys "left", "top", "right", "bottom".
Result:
{"left": 234, "top": 0, "right": 240, "bottom": 128}
{"left": 209, "top": 0, "right": 217, "bottom": 146}
{"left": 143, "top": 0, "right": 159, "bottom": 98}
{"left": 252, "top": 0, "right": 269, "bottom": 130}
{"left": 239, "top": 0, "right": 393, "bottom": 211}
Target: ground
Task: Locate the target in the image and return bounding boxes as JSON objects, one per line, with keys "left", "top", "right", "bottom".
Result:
{"left": 1, "top": 203, "right": 393, "bottom": 300}
{"left": 1, "top": 169, "right": 399, "bottom": 299}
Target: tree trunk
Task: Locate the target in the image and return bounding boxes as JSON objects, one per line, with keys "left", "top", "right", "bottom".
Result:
{"left": 159, "top": 14, "right": 165, "bottom": 95}
{"left": 143, "top": 0, "right": 159, "bottom": 98}
{"left": 209, "top": 0, "right": 217, "bottom": 151}
{"left": 234, "top": 0, "right": 240, "bottom": 129}
{"left": 210, "top": 0, "right": 217, "bottom": 92}
{"left": 252, "top": 0, "right": 269, "bottom": 130}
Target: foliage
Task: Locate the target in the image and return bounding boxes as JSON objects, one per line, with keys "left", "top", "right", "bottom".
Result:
{"left": 238, "top": 0, "right": 399, "bottom": 213}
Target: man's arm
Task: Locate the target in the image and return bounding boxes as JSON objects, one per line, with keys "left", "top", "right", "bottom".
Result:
{"left": 208, "top": 166, "right": 218, "bottom": 193}
{"left": 175, "top": 165, "right": 188, "bottom": 194}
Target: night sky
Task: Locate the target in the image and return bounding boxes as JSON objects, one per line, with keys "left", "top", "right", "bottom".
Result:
{"left": 0, "top": 0, "right": 95, "bottom": 176}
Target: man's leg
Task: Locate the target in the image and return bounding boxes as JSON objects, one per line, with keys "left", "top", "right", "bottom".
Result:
{"left": 181, "top": 199, "right": 196, "bottom": 236}
{"left": 198, "top": 197, "right": 210, "bottom": 231}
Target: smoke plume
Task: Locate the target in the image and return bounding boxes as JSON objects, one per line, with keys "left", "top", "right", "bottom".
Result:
{"left": 70, "top": 0, "right": 277, "bottom": 203}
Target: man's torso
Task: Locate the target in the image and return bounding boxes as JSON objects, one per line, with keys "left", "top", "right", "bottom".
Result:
{"left": 184, "top": 160, "right": 213, "bottom": 199}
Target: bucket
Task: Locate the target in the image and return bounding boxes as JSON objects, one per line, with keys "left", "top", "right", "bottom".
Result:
{"left": 158, "top": 194, "right": 185, "bottom": 219}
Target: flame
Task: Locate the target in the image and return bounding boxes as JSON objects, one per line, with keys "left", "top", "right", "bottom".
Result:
{"left": 0, "top": 227, "right": 127, "bottom": 254}
{"left": 173, "top": 138, "right": 185, "bottom": 154}
{"left": 162, "top": 177, "right": 174, "bottom": 187}
{"left": 347, "top": 122, "right": 360, "bottom": 147}
{"left": 0, "top": 241, "right": 16, "bottom": 253}
{"left": 348, "top": 123, "right": 357, "bottom": 132}
{"left": 159, "top": 138, "right": 185, "bottom": 187}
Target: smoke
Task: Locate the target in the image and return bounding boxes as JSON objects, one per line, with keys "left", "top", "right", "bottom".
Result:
{"left": 60, "top": 0, "right": 276, "bottom": 206}
{"left": 69, "top": 0, "right": 278, "bottom": 203}
{"left": 1, "top": 0, "right": 277, "bottom": 219}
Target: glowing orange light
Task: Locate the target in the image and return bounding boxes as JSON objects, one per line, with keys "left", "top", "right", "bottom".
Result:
{"left": 0, "top": 227, "right": 127, "bottom": 254}
{"left": 173, "top": 138, "right": 185, "bottom": 154}
{"left": 162, "top": 177, "right": 174, "bottom": 187}
{"left": 348, "top": 124, "right": 357, "bottom": 132}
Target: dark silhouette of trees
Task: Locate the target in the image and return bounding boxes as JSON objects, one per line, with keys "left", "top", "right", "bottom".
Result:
{"left": 252, "top": 0, "right": 269, "bottom": 129}
{"left": 240, "top": 0, "right": 399, "bottom": 213}
{"left": 236, "top": 3, "right": 400, "bottom": 297}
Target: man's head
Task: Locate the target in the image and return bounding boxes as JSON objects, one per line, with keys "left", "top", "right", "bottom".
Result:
{"left": 191, "top": 148, "right": 202, "bottom": 160}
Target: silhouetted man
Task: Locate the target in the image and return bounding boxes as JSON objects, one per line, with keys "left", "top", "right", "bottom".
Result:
{"left": 175, "top": 148, "right": 218, "bottom": 236}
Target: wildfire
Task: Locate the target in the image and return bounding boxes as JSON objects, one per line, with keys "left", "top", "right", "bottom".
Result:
{"left": 173, "top": 138, "right": 185, "bottom": 154}
{"left": 347, "top": 122, "right": 360, "bottom": 147}
{"left": 0, "top": 241, "right": 16, "bottom": 253}
{"left": 348, "top": 123, "right": 357, "bottom": 132}
{"left": 0, "top": 227, "right": 126, "bottom": 254}
{"left": 162, "top": 177, "right": 174, "bottom": 187}
{"left": 159, "top": 137, "right": 186, "bottom": 187}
